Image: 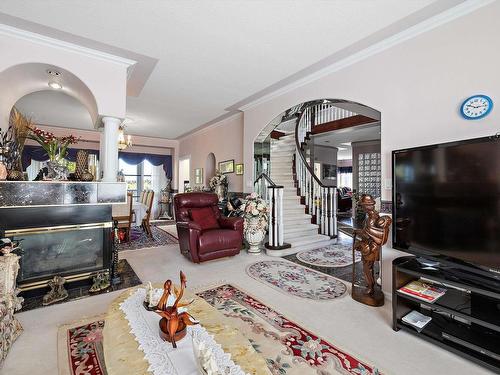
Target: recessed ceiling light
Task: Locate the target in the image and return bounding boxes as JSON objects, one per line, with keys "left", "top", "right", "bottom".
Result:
{"left": 340, "top": 142, "right": 351, "bottom": 146}
{"left": 48, "top": 82, "right": 62, "bottom": 89}
{"left": 338, "top": 147, "right": 347, "bottom": 151}
{"left": 47, "top": 69, "right": 62, "bottom": 77}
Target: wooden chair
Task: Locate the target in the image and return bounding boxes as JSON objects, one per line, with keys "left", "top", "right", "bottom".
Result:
{"left": 139, "top": 190, "right": 146, "bottom": 204}
{"left": 113, "top": 192, "right": 134, "bottom": 242}
{"left": 142, "top": 190, "right": 155, "bottom": 236}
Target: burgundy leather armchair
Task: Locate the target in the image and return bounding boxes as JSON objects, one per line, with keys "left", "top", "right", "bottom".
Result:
{"left": 174, "top": 193, "right": 243, "bottom": 263}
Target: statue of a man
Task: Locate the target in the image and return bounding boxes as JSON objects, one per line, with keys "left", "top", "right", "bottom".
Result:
{"left": 353, "top": 195, "right": 392, "bottom": 296}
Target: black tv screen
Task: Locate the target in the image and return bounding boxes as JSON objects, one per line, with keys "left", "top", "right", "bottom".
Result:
{"left": 392, "top": 136, "right": 500, "bottom": 274}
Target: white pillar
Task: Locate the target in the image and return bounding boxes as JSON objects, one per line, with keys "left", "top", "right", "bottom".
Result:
{"left": 101, "top": 116, "right": 121, "bottom": 182}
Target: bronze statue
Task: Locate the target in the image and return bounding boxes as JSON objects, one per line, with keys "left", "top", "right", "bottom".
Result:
{"left": 154, "top": 271, "right": 198, "bottom": 348}
{"left": 352, "top": 194, "right": 392, "bottom": 306}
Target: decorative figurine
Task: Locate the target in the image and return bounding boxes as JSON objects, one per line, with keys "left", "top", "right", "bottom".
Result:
{"left": 42, "top": 276, "right": 69, "bottom": 306}
{"left": 89, "top": 271, "right": 111, "bottom": 293}
{"left": 351, "top": 194, "right": 392, "bottom": 306}
{"left": 154, "top": 271, "right": 198, "bottom": 348}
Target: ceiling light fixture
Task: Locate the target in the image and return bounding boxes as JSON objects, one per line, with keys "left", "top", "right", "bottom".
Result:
{"left": 118, "top": 125, "right": 132, "bottom": 150}
{"left": 338, "top": 147, "right": 347, "bottom": 151}
{"left": 48, "top": 82, "right": 62, "bottom": 89}
{"left": 340, "top": 142, "right": 351, "bottom": 146}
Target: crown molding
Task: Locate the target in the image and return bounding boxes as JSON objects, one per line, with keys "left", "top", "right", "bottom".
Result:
{"left": 0, "top": 23, "right": 137, "bottom": 71}
{"left": 237, "top": 0, "right": 494, "bottom": 112}
{"left": 176, "top": 111, "right": 242, "bottom": 141}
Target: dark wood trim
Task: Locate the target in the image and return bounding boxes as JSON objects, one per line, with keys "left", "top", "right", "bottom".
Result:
{"left": 311, "top": 115, "right": 378, "bottom": 135}
{"left": 270, "top": 130, "right": 286, "bottom": 140}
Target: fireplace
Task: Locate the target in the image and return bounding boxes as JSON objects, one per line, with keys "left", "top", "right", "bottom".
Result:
{"left": 0, "top": 203, "right": 114, "bottom": 292}
{"left": 6, "top": 222, "right": 112, "bottom": 290}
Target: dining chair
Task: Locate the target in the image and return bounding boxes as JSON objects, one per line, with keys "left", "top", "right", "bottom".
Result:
{"left": 113, "top": 192, "right": 134, "bottom": 242}
{"left": 142, "top": 190, "right": 155, "bottom": 236}
{"left": 139, "top": 190, "right": 146, "bottom": 205}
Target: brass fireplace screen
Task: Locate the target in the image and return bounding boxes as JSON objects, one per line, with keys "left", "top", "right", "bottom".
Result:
{"left": 6, "top": 222, "right": 112, "bottom": 291}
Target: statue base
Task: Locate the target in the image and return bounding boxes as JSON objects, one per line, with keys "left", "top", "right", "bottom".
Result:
{"left": 351, "top": 285, "right": 384, "bottom": 307}
{"left": 159, "top": 317, "right": 187, "bottom": 347}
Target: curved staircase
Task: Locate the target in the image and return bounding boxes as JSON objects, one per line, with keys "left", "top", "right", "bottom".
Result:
{"left": 257, "top": 100, "right": 379, "bottom": 256}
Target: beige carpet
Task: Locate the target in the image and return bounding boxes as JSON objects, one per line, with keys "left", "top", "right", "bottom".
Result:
{"left": 3, "top": 244, "right": 491, "bottom": 375}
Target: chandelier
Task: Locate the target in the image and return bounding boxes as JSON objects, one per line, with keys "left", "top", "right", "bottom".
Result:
{"left": 118, "top": 125, "right": 132, "bottom": 150}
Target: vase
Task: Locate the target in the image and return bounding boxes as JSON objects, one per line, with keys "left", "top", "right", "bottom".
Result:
{"left": 46, "top": 160, "right": 69, "bottom": 180}
{"left": 244, "top": 216, "right": 266, "bottom": 254}
{"left": 215, "top": 184, "right": 227, "bottom": 202}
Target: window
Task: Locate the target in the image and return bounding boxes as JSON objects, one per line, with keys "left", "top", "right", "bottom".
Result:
{"left": 118, "top": 159, "right": 157, "bottom": 201}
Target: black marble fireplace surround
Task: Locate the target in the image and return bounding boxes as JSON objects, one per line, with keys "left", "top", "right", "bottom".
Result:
{"left": 0, "top": 181, "right": 127, "bottom": 297}
{"left": 0, "top": 205, "right": 113, "bottom": 292}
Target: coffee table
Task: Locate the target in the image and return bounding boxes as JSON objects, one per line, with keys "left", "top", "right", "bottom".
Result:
{"left": 103, "top": 285, "right": 271, "bottom": 375}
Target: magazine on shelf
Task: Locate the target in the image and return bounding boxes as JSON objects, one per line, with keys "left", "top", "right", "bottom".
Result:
{"left": 398, "top": 280, "right": 447, "bottom": 303}
{"left": 402, "top": 310, "right": 432, "bottom": 332}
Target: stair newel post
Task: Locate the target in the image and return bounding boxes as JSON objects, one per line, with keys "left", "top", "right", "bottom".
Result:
{"left": 315, "top": 186, "right": 321, "bottom": 229}
{"left": 324, "top": 186, "right": 338, "bottom": 238}
{"left": 265, "top": 185, "right": 290, "bottom": 251}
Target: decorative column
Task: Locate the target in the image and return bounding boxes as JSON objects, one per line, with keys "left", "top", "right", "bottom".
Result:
{"left": 101, "top": 117, "right": 121, "bottom": 182}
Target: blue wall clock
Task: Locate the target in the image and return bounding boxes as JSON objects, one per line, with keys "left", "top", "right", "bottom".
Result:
{"left": 460, "top": 94, "right": 493, "bottom": 120}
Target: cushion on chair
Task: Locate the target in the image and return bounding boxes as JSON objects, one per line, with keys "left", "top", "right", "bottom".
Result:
{"left": 189, "top": 207, "right": 220, "bottom": 231}
{"left": 198, "top": 229, "right": 241, "bottom": 254}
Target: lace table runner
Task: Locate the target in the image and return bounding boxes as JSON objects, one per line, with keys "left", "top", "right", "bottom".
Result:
{"left": 120, "top": 288, "right": 247, "bottom": 375}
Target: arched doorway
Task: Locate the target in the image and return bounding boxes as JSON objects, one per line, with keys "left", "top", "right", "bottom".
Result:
{"left": 205, "top": 152, "right": 216, "bottom": 186}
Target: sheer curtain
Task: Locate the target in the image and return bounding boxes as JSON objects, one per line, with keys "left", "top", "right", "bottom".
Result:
{"left": 151, "top": 164, "right": 167, "bottom": 218}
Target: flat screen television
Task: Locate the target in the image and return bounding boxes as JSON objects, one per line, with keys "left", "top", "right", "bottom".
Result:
{"left": 392, "top": 135, "right": 500, "bottom": 278}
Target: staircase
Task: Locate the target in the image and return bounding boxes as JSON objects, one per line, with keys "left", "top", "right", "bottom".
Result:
{"left": 256, "top": 100, "right": 378, "bottom": 256}
{"left": 268, "top": 133, "right": 334, "bottom": 255}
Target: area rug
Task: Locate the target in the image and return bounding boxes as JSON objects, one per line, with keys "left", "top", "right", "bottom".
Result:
{"left": 246, "top": 260, "right": 346, "bottom": 301}
{"left": 296, "top": 243, "right": 361, "bottom": 268}
{"left": 156, "top": 223, "right": 178, "bottom": 239}
{"left": 116, "top": 225, "right": 178, "bottom": 251}
{"left": 197, "top": 284, "right": 381, "bottom": 374}
{"left": 57, "top": 316, "right": 107, "bottom": 375}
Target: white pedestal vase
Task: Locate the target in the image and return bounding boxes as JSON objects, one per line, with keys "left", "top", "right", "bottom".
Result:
{"left": 244, "top": 217, "right": 265, "bottom": 254}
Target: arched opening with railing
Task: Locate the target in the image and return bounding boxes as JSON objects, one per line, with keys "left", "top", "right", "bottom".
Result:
{"left": 253, "top": 99, "right": 381, "bottom": 255}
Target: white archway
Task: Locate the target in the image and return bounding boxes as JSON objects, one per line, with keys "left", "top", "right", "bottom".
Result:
{"left": 205, "top": 152, "right": 216, "bottom": 186}
{"left": 0, "top": 63, "right": 99, "bottom": 128}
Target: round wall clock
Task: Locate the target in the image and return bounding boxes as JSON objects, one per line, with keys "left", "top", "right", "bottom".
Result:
{"left": 460, "top": 94, "right": 493, "bottom": 120}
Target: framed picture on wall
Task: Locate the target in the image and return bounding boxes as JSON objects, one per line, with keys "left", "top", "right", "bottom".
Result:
{"left": 194, "top": 168, "right": 203, "bottom": 184}
{"left": 322, "top": 164, "right": 337, "bottom": 180}
{"left": 235, "top": 163, "right": 244, "bottom": 175}
{"left": 218, "top": 159, "right": 234, "bottom": 174}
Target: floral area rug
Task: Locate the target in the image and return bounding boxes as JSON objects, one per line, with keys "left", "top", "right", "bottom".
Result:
{"left": 296, "top": 243, "right": 361, "bottom": 268}
{"left": 58, "top": 317, "right": 107, "bottom": 375}
{"left": 246, "top": 260, "right": 346, "bottom": 301}
{"left": 116, "top": 225, "right": 178, "bottom": 251}
{"left": 197, "top": 284, "right": 381, "bottom": 375}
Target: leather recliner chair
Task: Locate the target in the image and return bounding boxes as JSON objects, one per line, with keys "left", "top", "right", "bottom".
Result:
{"left": 174, "top": 192, "right": 243, "bottom": 263}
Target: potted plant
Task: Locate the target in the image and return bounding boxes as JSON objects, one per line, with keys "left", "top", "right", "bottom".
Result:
{"left": 240, "top": 192, "right": 268, "bottom": 253}
{"left": 208, "top": 170, "right": 228, "bottom": 201}
{"left": 27, "top": 126, "right": 78, "bottom": 180}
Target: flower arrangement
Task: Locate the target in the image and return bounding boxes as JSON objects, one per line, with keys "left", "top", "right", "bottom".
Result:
{"left": 240, "top": 192, "right": 268, "bottom": 229}
{"left": 27, "top": 126, "right": 79, "bottom": 161}
{"left": 208, "top": 170, "right": 228, "bottom": 190}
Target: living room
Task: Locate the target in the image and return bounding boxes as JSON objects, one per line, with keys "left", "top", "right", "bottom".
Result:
{"left": 1, "top": 1, "right": 499, "bottom": 375}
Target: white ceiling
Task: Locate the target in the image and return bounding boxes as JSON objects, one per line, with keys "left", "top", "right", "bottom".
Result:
{"left": 15, "top": 90, "right": 93, "bottom": 129}
{"left": 0, "top": 0, "right": 455, "bottom": 139}
{"left": 314, "top": 123, "right": 381, "bottom": 160}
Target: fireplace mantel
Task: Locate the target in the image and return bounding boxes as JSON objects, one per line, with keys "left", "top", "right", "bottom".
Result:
{"left": 0, "top": 181, "right": 127, "bottom": 208}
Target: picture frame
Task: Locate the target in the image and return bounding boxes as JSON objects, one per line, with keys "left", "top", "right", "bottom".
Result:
{"left": 322, "top": 164, "right": 337, "bottom": 180}
{"left": 235, "top": 163, "right": 244, "bottom": 175}
{"left": 218, "top": 159, "right": 234, "bottom": 174}
{"left": 194, "top": 168, "right": 203, "bottom": 184}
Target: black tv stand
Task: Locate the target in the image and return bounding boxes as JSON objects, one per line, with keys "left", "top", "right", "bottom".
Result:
{"left": 393, "top": 256, "right": 500, "bottom": 373}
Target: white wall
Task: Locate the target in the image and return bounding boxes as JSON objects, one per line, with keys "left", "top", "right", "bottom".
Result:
{"left": 0, "top": 28, "right": 130, "bottom": 126}
{"left": 179, "top": 113, "right": 244, "bottom": 192}
{"left": 241, "top": 2, "right": 500, "bottom": 293}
